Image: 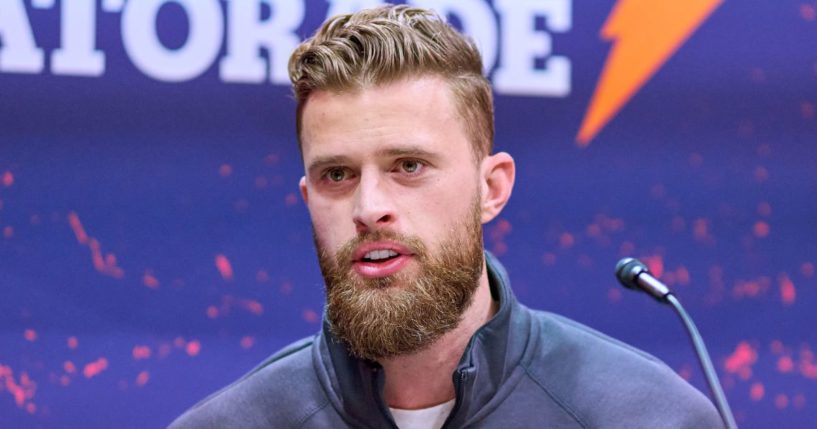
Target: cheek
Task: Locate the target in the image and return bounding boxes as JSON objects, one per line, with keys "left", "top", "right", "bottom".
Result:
{"left": 414, "top": 181, "right": 478, "bottom": 232}
{"left": 308, "top": 197, "right": 353, "bottom": 248}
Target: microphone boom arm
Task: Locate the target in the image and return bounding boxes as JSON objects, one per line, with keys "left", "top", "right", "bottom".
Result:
{"left": 615, "top": 258, "right": 738, "bottom": 429}
{"left": 665, "top": 293, "right": 737, "bottom": 429}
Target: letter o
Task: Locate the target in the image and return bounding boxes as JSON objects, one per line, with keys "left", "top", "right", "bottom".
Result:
{"left": 122, "top": 0, "right": 223, "bottom": 81}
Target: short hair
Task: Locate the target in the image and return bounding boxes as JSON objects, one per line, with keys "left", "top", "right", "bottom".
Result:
{"left": 288, "top": 4, "right": 494, "bottom": 158}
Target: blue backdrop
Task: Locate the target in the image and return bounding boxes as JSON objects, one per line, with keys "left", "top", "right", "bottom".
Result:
{"left": 1, "top": 0, "right": 816, "bottom": 427}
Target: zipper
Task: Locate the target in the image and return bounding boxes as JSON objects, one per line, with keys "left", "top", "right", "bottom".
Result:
{"left": 441, "top": 369, "right": 467, "bottom": 429}
{"left": 371, "top": 366, "right": 400, "bottom": 429}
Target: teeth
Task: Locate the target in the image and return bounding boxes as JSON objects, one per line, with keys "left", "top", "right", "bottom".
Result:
{"left": 364, "top": 249, "right": 398, "bottom": 261}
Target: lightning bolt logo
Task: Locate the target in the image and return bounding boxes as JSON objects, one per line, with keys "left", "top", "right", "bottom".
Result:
{"left": 576, "top": 0, "right": 723, "bottom": 146}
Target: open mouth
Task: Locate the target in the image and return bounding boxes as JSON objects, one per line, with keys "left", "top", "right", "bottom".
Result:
{"left": 361, "top": 249, "right": 400, "bottom": 263}
{"left": 352, "top": 243, "right": 413, "bottom": 278}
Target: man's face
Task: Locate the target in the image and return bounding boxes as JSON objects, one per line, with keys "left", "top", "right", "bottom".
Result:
{"left": 299, "top": 76, "right": 486, "bottom": 360}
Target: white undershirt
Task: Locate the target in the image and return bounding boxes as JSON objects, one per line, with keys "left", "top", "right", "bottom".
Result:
{"left": 389, "top": 399, "right": 456, "bottom": 429}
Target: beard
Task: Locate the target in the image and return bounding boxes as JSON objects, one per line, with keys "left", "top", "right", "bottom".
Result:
{"left": 315, "top": 198, "right": 484, "bottom": 361}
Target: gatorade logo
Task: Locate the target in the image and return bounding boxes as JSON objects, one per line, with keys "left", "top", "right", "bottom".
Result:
{"left": 576, "top": 0, "right": 723, "bottom": 145}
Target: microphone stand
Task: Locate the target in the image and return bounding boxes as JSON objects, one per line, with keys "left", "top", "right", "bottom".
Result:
{"left": 665, "top": 293, "right": 738, "bottom": 429}
{"left": 616, "top": 258, "right": 738, "bottom": 429}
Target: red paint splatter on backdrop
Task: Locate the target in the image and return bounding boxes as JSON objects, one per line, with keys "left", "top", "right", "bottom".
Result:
{"left": 143, "top": 271, "right": 160, "bottom": 289}
{"left": 215, "top": 254, "right": 234, "bottom": 281}
{"left": 733, "top": 277, "right": 771, "bottom": 299}
{"left": 801, "top": 262, "right": 814, "bottom": 278}
{"left": 280, "top": 281, "right": 294, "bottom": 295}
{"left": 750, "top": 382, "right": 765, "bottom": 401}
{"left": 207, "top": 295, "right": 266, "bottom": 318}
{"left": 801, "top": 4, "right": 817, "bottom": 21}
{"left": 777, "top": 356, "right": 795, "bottom": 373}
{"left": 241, "top": 299, "right": 264, "bottom": 316}
{"left": 219, "top": 164, "right": 233, "bottom": 177}
{"left": 775, "top": 393, "right": 789, "bottom": 409}
{"left": 692, "top": 218, "right": 712, "bottom": 243}
{"left": 677, "top": 364, "right": 693, "bottom": 381}
{"left": 799, "top": 346, "right": 817, "bottom": 379}
{"left": 666, "top": 265, "right": 691, "bottom": 286}
{"left": 132, "top": 346, "right": 152, "bottom": 360}
{"left": 240, "top": 336, "right": 255, "bottom": 349}
{"left": 753, "top": 221, "right": 770, "bottom": 238}
{"left": 0, "top": 365, "right": 37, "bottom": 410}
{"left": 607, "top": 288, "right": 622, "bottom": 303}
{"left": 206, "top": 306, "right": 219, "bottom": 319}
{"left": 23, "top": 329, "right": 37, "bottom": 342}
{"left": 135, "top": 371, "right": 150, "bottom": 387}
{"left": 2, "top": 171, "right": 13, "bottom": 187}
{"left": 264, "top": 153, "right": 279, "bottom": 165}
{"left": 542, "top": 253, "right": 556, "bottom": 266}
{"left": 67, "top": 336, "right": 79, "bottom": 349}
{"left": 724, "top": 341, "right": 757, "bottom": 379}
{"left": 487, "top": 219, "right": 512, "bottom": 255}
{"left": 63, "top": 361, "right": 76, "bottom": 374}
{"left": 559, "top": 233, "right": 574, "bottom": 249}
{"left": 68, "top": 212, "right": 89, "bottom": 244}
{"left": 3, "top": 226, "right": 12, "bottom": 238}
{"left": 285, "top": 193, "right": 298, "bottom": 206}
{"left": 302, "top": 309, "right": 320, "bottom": 324}
{"left": 68, "top": 212, "right": 124, "bottom": 278}
{"left": 83, "top": 357, "right": 109, "bottom": 378}
{"left": 640, "top": 255, "right": 664, "bottom": 278}
{"left": 793, "top": 394, "right": 806, "bottom": 409}
{"left": 185, "top": 340, "right": 201, "bottom": 357}
{"left": 778, "top": 274, "right": 796, "bottom": 305}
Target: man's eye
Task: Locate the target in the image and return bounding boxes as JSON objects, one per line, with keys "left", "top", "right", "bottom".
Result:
{"left": 399, "top": 160, "right": 422, "bottom": 174}
{"left": 326, "top": 168, "right": 347, "bottom": 182}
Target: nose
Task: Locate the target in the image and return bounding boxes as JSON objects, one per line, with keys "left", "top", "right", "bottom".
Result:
{"left": 352, "top": 170, "right": 396, "bottom": 233}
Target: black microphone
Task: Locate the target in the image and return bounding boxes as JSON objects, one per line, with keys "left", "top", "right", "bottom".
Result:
{"left": 615, "top": 258, "right": 738, "bottom": 429}
{"left": 615, "top": 258, "right": 671, "bottom": 301}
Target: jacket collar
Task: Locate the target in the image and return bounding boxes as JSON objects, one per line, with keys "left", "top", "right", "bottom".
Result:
{"left": 314, "top": 252, "right": 531, "bottom": 428}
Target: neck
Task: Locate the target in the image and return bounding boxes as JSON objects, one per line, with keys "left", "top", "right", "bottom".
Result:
{"left": 379, "top": 263, "right": 497, "bottom": 410}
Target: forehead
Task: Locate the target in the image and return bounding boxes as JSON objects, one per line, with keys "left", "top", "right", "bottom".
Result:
{"left": 299, "top": 76, "right": 472, "bottom": 164}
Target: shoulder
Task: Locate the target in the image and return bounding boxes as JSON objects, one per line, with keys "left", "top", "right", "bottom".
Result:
{"left": 521, "top": 309, "right": 723, "bottom": 428}
{"left": 168, "top": 336, "right": 330, "bottom": 429}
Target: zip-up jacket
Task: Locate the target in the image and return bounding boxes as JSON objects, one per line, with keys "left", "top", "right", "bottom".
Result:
{"left": 170, "top": 253, "right": 723, "bottom": 428}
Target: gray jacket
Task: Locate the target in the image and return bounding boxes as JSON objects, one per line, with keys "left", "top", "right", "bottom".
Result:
{"left": 170, "top": 253, "right": 723, "bottom": 428}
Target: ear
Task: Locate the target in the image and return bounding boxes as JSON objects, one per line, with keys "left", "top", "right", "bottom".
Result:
{"left": 479, "top": 152, "right": 515, "bottom": 224}
{"left": 299, "top": 176, "right": 309, "bottom": 205}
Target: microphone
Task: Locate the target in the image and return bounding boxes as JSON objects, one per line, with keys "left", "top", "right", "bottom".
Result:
{"left": 614, "top": 258, "right": 738, "bottom": 429}
{"left": 615, "top": 258, "right": 670, "bottom": 301}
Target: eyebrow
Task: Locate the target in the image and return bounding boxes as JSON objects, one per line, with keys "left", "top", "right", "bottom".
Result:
{"left": 307, "top": 155, "right": 351, "bottom": 176}
{"left": 375, "top": 146, "right": 439, "bottom": 160}
{"left": 306, "top": 145, "right": 441, "bottom": 176}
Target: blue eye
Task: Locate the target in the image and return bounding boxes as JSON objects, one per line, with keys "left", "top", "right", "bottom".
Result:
{"left": 326, "top": 168, "right": 347, "bottom": 182}
{"left": 400, "top": 160, "right": 422, "bottom": 174}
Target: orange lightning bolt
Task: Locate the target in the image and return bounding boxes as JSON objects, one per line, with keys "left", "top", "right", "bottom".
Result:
{"left": 576, "top": 0, "right": 723, "bottom": 145}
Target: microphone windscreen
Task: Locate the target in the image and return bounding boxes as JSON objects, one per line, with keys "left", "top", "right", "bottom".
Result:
{"left": 615, "top": 257, "right": 649, "bottom": 290}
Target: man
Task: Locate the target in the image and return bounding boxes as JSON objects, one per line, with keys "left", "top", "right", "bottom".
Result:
{"left": 171, "top": 5, "right": 722, "bottom": 428}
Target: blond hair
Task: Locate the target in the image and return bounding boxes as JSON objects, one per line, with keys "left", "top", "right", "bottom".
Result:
{"left": 288, "top": 4, "right": 494, "bottom": 158}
